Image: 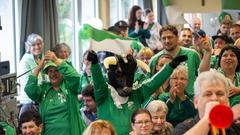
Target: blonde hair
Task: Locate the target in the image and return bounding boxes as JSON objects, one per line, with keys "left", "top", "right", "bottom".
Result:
{"left": 146, "top": 100, "right": 168, "bottom": 114}
{"left": 83, "top": 120, "right": 117, "bottom": 135}
{"left": 170, "top": 64, "right": 188, "bottom": 79}
{"left": 138, "top": 47, "right": 154, "bottom": 58}
{"left": 234, "top": 38, "right": 240, "bottom": 48}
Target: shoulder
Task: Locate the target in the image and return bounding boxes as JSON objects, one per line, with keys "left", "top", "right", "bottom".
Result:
{"left": 173, "top": 117, "right": 197, "bottom": 135}
{"left": 180, "top": 47, "right": 199, "bottom": 55}
{"left": 20, "top": 53, "right": 34, "bottom": 62}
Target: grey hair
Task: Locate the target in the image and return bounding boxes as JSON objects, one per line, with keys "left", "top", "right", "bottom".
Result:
{"left": 194, "top": 70, "right": 229, "bottom": 97}
{"left": 146, "top": 100, "right": 168, "bottom": 114}
{"left": 170, "top": 64, "right": 188, "bottom": 79}
{"left": 53, "top": 42, "right": 72, "bottom": 57}
{"left": 25, "top": 33, "right": 43, "bottom": 53}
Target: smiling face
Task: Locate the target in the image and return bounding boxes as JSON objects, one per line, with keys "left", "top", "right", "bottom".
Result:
{"left": 151, "top": 111, "right": 166, "bottom": 131}
{"left": 21, "top": 120, "right": 42, "bottom": 135}
{"left": 47, "top": 67, "right": 63, "bottom": 86}
{"left": 136, "top": 9, "right": 142, "bottom": 20}
{"left": 220, "top": 49, "right": 238, "bottom": 72}
{"left": 145, "top": 11, "right": 154, "bottom": 24}
{"left": 214, "top": 38, "right": 226, "bottom": 49}
{"left": 180, "top": 30, "right": 192, "bottom": 45}
{"left": 58, "top": 47, "right": 70, "bottom": 60}
{"left": 30, "top": 39, "right": 43, "bottom": 56}
{"left": 169, "top": 69, "right": 188, "bottom": 94}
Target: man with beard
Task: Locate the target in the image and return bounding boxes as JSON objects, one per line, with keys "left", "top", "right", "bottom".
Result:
{"left": 149, "top": 25, "right": 211, "bottom": 99}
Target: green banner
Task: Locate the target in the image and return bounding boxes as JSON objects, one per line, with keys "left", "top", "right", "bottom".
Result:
{"left": 222, "top": 0, "right": 240, "bottom": 10}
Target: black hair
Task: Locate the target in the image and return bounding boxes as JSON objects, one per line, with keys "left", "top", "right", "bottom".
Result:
{"left": 81, "top": 84, "right": 95, "bottom": 101}
{"left": 19, "top": 111, "right": 42, "bottom": 127}
{"left": 128, "top": 5, "right": 142, "bottom": 29}
{"left": 217, "top": 45, "right": 240, "bottom": 72}
{"left": 144, "top": 8, "right": 152, "bottom": 16}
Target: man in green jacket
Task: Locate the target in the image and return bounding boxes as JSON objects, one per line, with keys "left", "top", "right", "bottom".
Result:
{"left": 87, "top": 50, "right": 187, "bottom": 135}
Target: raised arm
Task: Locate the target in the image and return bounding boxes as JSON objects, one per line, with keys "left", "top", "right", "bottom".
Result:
{"left": 198, "top": 38, "right": 212, "bottom": 73}
{"left": 87, "top": 50, "right": 108, "bottom": 105}
{"left": 45, "top": 51, "right": 80, "bottom": 94}
{"left": 24, "top": 58, "right": 45, "bottom": 102}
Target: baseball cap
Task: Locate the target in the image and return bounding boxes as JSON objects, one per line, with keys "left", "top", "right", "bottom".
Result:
{"left": 193, "top": 29, "right": 206, "bottom": 38}
{"left": 212, "top": 33, "right": 228, "bottom": 42}
{"left": 114, "top": 20, "right": 128, "bottom": 28}
{"left": 43, "top": 60, "right": 57, "bottom": 74}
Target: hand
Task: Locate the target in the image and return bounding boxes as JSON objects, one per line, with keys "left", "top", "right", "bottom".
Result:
{"left": 135, "top": 21, "right": 140, "bottom": 33}
{"left": 169, "top": 55, "right": 188, "bottom": 68}
{"left": 44, "top": 50, "right": 58, "bottom": 62}
{"left": 33, "top": 57, "right": 46, "bottom": 76}
{"left": 87, "top": 50, "right": 98, "bottom": 64}
{"left": 203, "top": 101, "right": 220, "bottom": 119}
{"left": 143, "top": 22, "right": 149, "bottom": 29}
{"left": 212, "top": 49, "right": 221, "bottom": 56}
{"left": 199, "top": 38, "right": 212, "bottom": 53}
{"left": 176, "top": 84, "right": 186, "bottom": 101}
{"left": 169, "top": 85, "right": 177, "bottom": 103}
{"left": 229, "top": 86, "right": 240, "bottom": 97}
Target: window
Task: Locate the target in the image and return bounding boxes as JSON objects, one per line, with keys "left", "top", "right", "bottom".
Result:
{"left": 109, "top": 0, "right": 138, "bottom": 25}
{"left": 0, "top": 0, "right": 16, "bottom": 73}
{"left": 57, "top": 0, "right": 99, "bottom": 72}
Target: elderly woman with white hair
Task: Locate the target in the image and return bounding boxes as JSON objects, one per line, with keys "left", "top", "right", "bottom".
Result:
{"left": 17, "top": 33, "right": 46, "bottom": 118}
{"left": 158, "top": 65, "right": 196, "bottom": 127}
{"left": 146, "top": 100, "right": 173, "bottom": 135}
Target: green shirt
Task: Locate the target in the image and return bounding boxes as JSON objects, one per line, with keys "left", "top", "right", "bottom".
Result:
{"left": 149, "top": 47, "right": 201, "bottom": 98}
{"left": 25, "top": 62, "right": 86, "bottom": 135}
{"left": 159, "top": 92, "right": 196, "bottom": 127}
{"left": 91, "top": 63, "right": 174, "bottom": 135}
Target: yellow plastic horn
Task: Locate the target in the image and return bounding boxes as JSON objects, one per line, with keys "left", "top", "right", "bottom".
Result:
{"left": 136, "top": 59, "right": 150, "bottom": 73}
{"left": 103, "top": 56, "right": 117, "bottom": 69}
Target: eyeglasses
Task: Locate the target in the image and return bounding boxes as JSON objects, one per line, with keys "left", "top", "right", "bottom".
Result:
{"left": 134, "top": 120, "right": 152, "bottom": 126}
{"left": 170, "top": 77, "right": 188, "bottom": 81}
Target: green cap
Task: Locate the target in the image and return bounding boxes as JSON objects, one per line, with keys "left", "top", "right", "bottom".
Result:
{"left": 43, "top": 60, "right": 57, "bottom": 74}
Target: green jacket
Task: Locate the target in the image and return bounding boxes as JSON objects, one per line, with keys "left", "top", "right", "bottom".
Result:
{"left": 25, "top": 62, "right": 86, "bottom": 135}
{"left": 159, "top": 92, "right": 196, "bottom": 127}
{"left": 218, "top": 68, "right": 240, "bottom": 106}
{"left": 91, "top": 63, "right": 174, "bottom": 135}
{"left": 0, "top": 121, "right": 16, "bottom": 135}
{"left": 149, "top": 47, "right": 201, "bottom": 98}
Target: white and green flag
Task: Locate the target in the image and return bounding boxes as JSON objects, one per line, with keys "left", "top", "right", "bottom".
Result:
{"left": 79, "top": 24, "right": 143, "bottom": 55}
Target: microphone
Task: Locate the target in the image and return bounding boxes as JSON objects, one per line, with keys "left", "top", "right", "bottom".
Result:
{"left": 209, "top": 104, "right": 233, "bottom": 135}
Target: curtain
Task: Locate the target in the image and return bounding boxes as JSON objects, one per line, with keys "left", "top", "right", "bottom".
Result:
{"left": 43, "top": 0, "right": 59, "bottom": 52}
{"left": 20, "top": 0, "right": 59, "bottom": 59}
{"left": 143, "top": 0, "right": 153, "bottom": 10}
{"left": 157, "top": 0, "right": 168, "bottom": 25}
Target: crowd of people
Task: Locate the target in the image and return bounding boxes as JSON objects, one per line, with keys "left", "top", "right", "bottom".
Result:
{"left": 1, "top": 5, "right": 240, "bottom": 135}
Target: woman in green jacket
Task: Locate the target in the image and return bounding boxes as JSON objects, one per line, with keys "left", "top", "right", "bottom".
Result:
{"left": 24, "top": 51, "right": 86, "bottom": 135}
